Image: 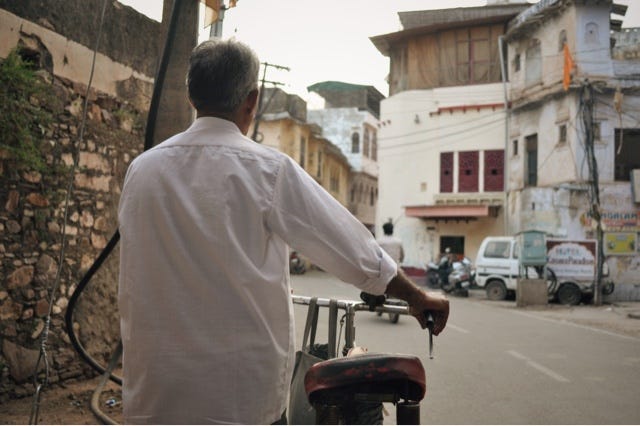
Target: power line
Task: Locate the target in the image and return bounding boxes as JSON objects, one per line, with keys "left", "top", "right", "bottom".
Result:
{"left": 378, "top": 119, "right": 505, "bottom": 158}
{"left": 379, "top": 114, "right": 506, "bottom": 149}
{"left": 251, "top": 61, "right": 289, "bottom": 142}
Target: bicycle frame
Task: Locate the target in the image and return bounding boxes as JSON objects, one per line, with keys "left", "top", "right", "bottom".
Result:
{"left": 292, "top": 295, "right": 410, "bottom": 356}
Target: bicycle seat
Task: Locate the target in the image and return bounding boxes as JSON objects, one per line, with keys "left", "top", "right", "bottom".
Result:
{"left": 304, "top": 353, "right": 426, "bottom": 404}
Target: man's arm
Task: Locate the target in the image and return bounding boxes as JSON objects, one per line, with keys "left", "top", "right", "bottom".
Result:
{"left": 385, "top": 268, "right": 449, "bottom": 335}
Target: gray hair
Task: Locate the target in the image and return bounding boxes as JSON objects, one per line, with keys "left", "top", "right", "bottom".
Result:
{"left": 187, "top": 38, "right": 260, "bottom": 114}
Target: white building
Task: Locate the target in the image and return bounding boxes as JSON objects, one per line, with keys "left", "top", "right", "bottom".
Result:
{"left": 307, "top": 81, "right": 385, "bottom": 231}
{"left": 370, "top": 4, "right": 529, "bottom": 267}
{"left": 504, "top": 0, "right": 640, "bottom": 301}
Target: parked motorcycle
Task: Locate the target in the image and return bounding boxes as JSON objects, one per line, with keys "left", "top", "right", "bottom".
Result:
{"left": 427, "top": 256, "right": 474, "bottom": 297}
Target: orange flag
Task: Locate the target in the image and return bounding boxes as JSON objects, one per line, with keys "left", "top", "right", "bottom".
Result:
{"left": 563, "top": 43, "right": 575, "bottom": 91}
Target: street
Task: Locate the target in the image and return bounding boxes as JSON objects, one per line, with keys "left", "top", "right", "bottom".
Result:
{"left": 291, "top": 270, "right": 640, "bottom": 425}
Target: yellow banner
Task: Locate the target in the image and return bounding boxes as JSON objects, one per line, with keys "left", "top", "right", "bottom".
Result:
{"left": 604, "top": 232, "right": 637, "bottom": 255}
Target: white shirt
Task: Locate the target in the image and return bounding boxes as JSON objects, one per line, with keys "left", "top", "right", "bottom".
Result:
{"left": 118, "top": 117, "right": 397, "bottom": 424}
{"left": 377, "top": 235, "right": 404, "bottom": 264}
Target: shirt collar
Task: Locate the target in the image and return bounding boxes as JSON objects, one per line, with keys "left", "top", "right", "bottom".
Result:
{"left": 186, "top": 116, "right": 242, "bottom": 135}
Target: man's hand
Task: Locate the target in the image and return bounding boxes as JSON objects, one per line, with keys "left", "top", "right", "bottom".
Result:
{"left": 407, "top": 291, "right": 449, "bottom": 335}
{"left": 385, "top": 268, "right": 449, "bottom": 335}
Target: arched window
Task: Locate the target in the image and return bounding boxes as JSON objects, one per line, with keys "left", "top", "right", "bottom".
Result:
{"left": 585, "top": 22, "right": 599, "bottom": 44}
{"left": 525, "top": 39, "right": 542, "bottom": 86}
{"left": 371, "top": 132, "right": 378, "bottom": 161}
{"left": 369, "top": 188, "right": 375, "bottom": 206}
{"left": 558, "top": 29, "right": 567, "bottom": 52}
{"left": 351, "top": 132, "right": 360, "bottom": 153}
{"left": 363, "top": 129, "right": 370, "bottom": 158}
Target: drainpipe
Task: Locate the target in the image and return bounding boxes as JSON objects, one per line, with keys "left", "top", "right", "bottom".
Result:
{"left": 498, "top": 35, "right": 510, "bottom": 235}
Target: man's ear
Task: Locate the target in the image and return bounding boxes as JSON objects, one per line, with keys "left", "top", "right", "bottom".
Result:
{"left": 247, "top": 89, "right": 259, "bottom": 113}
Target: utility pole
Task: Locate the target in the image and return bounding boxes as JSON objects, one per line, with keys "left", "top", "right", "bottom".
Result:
{"left": 251, "top": 62, "right": 289, "bottom": 143}
{"left": 581, "top": 81, "right": 604, "bottom": 306}
{"left": 208, "top": 0, "right": 226, "bottom": 38}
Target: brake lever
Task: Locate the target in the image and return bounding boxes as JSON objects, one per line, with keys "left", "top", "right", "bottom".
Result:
{"left": 425, "top": 312, "right": 435, "bottom": 359}
{"left": 359, "top": 292, "right": 386, "bottom": 312}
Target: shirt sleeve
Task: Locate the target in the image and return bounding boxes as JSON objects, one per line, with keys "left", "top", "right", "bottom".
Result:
{"left": 267, "top": 156, "right": 396, "bottom": 295}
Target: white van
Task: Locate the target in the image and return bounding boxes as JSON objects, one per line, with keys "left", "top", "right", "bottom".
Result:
{"left": 474, "top": 236, "right": 609, "bottom": 304}
{"left": 474, "top": 237, "right": 520, "bottom": 301}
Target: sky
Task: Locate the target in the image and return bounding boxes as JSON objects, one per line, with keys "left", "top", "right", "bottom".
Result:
{"left": 120, "top": 0, "right": 640, "bottom": 106}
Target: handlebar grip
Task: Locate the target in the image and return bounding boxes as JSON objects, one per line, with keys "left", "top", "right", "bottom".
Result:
{"left": 425, "top": 311, "right": 435, "bottom": 330}
{"left": 425, "top": 311, "right": 435, "bottom": 359}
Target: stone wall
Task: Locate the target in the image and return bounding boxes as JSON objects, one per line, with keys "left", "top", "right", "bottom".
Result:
{"left": 0, "top": 0, "right": 163, "bottom": 78}
{"left": 0, "top": 60, "right": 144, "bottom": 401}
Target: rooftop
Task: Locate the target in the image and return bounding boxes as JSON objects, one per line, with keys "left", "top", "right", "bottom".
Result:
{"left": 370, "top": 4, "right": 530, "bottom": 57}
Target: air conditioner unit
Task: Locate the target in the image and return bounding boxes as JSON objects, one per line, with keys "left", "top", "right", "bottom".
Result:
{"left": 632, "top": 169, "right": 640, "bottom": 203}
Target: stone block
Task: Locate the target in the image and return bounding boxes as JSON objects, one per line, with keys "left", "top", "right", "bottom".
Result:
{"left": 517, "top": 279, "right": 548, "bottom": 307}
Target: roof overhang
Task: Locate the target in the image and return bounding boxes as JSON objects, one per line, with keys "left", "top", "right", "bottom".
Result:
{"left": 405, "top": 204, "right": 499, "bottom": 220}
{"left": 370, "top": 13, "right": 523, "bottom": 57}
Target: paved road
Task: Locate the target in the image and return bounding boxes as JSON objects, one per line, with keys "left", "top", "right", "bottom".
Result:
{"left": 291, "top": 270, "right": 640, "bottom": 424}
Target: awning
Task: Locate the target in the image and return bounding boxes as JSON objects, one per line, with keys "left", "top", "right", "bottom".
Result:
{"left": 405, "top": 205, "right": 494, "bottom": 219}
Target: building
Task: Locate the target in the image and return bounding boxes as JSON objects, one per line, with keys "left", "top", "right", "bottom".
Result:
{"left": 307, "top": 81, "right": 384, "bottom": 232}
{"left": 370, "top": 3, "right": 529, "bottom": 267}
{"left": 251, "top": 87, "right": 352, "bottom": 208}
{"left": 503, "top": 0, "right": 640, "bottom": 301}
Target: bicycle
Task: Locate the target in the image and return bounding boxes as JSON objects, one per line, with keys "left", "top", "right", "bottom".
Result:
{"left": 291, "top": 293, "right": 434, "bottom": 425}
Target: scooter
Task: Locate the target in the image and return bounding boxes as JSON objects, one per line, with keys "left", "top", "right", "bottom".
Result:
{"left": 444, "top": 257, "right": 474, "bottom": 297}
{"left": 291, "top": 293, "right": 435, "bottom": 425}
{"left": 290, "top": 250, "right": 307, "bottom": 275}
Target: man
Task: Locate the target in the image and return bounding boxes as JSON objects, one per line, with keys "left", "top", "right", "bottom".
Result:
{"left": 118, "top": 38, "right": 449, "bottom": 424}
{"left": 377, "top": 220, "right": 404, "bottom": 264}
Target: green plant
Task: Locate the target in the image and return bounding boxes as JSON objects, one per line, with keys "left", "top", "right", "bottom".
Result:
{"left": 0, "top": 49, "right": 54, "bottom": 172}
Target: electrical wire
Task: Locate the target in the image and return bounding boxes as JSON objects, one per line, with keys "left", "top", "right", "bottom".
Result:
{"left": 379, "top": 114, "right": 506, "bottom": 150}
{"left": 28, "top": 0, "right": 109, "bottom": 424}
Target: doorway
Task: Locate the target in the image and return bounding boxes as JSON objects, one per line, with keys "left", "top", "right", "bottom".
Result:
{"left": 440, "top": 236, "right": 465, "bottom": 259}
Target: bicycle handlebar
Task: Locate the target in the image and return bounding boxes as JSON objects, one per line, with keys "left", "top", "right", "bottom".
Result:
{"left": 291, "top": 294, "right": 410, "bottom": 315}
{"left": 292, "top": 294, "right": 436, "bottom": 359}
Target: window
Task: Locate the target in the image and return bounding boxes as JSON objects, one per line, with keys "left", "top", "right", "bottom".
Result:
{"left": 299, "top": 137, "right": 306, "bottom": 167}
{"left": 525, "top": 39, "right": 542, "bottom": 86}
{"left": 585, "top": 22, "right": 599, "bottom": 45}
{"left": 525, "top": 134, "right": 538, "bottom": 187}
{"left": 512, "top": 139, "right": 519, "bottom": 156}
{"left": 371, "top": 131, "right": 378, "bottom": 161}
{"left": 316, "top": 151, "right": 323, "bottom": 178}
{"left": 351, "top": 132, "right": 360, "bottom": 153}
{"left": 484, "top": 241, "right": 511, "bottom": 259}
{"left": 330, "top": 167, "right": 339, "bottom": 192}
{"left": 458, "top": 150, "right": 479, "bottom": 192}
{"left": 455, "top": 27, "right": 492, "bottom": 84}
{"left": 440, "top": 152, "right": 453, "bottom": 193}
{"left": 558, "top": 124, "right": 567, "bottom": 144}
{"left": 363, "top": 128, "right": 370, "bottom": 158}
{"left": 558, "top": 30, "right": 567, "bottom": 52}
{"left": 370, "top": 188, "right": 375, "bottom": 206}
{"left": 484, "top": 149, "right": 504, "bottom": 192}
{"left": 513, "top": 53, "right": 521, "bottom": 73}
